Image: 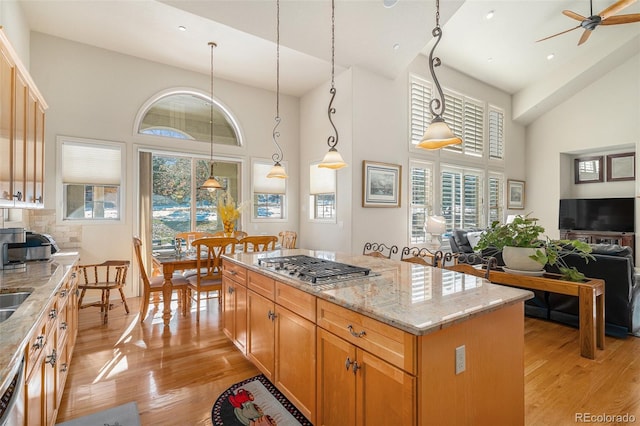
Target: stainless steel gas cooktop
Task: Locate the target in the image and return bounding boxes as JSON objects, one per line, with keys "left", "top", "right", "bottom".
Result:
{"left": 257, "top": 255, "right": 371, "bottom": 284}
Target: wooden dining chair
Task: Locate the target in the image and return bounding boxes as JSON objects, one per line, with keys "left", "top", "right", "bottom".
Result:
{"left": 187, "top": 237, "right": 238, "bottom": 322}
{"left": 240, "top": 235, "right": 278, "bottom": 252}
{"left": 278, "top": 231, "right": 297, "bottom": 249}
{"left": 363, "top": 242, "right": 398, "bottom": 259}
{"left": 77, "top": 260, "right": 130, "bottom": 324}
{"left": 212, "top": 230, "right": 248, "bottom": 239}
{"left": 133, "top": 236, "right": 189, "bottom": 322}
{"left": 400, "top": 246, "right": 438, "bottom": 267}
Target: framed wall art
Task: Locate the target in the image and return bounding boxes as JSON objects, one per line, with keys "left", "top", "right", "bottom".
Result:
{"left": 574, "top": 156, "right": 604, "bottom": 184}
{"left": 362, "top": 161, "right": 401, "bottom": 208}
{"left": 507, "top": 179, "right": 525, "bottom": 210}
{"left": 607, "top": 152, "right": 635, "bottom": 182}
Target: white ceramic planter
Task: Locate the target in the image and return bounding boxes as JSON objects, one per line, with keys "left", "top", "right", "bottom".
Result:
{"left": 502, "top": 246, "right": 545, "bottom": 271}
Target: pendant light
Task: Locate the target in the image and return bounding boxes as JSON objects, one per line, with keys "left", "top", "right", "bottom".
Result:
{"left": 267, "top": 0, "right": 288, "bottom": 179}
{"left": 318, "top": 0, "right": 347, "bottom": 169}
{"left": 201, "top": 41, "right": 223, "bottom": 191}
{"left": 417, "top": 0, "right": 462, "bottom": 150}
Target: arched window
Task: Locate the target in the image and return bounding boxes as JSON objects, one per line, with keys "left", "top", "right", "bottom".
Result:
{"left": 136, "top": 90, "right": 242, "bottom": 146}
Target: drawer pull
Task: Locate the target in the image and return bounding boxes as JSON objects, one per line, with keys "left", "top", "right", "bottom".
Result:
{"left": 46, "top": 350, "right": 57, "bottom": 367}
{"left": 228, "top": 270, "right": 237, "bottom": 276}
{"left": 61, "top": 363, "right": 68, "bottom": 373}
{"left": 60, "top": 289, "right": 68, "bottom": 298}
{"left": 60, "top": 322, "right": 68, "bottom": 330}
{"left": 347, "top": 325, "right": 366, "bottom": 338}
{"left": 32, "top": 335, "right": 45, "bottom": 350}
{"left": 49, "top": 309, "right": 58, "bottom": 319}
{"left": 228, "top": 287, "right": 235, "bottom": 294}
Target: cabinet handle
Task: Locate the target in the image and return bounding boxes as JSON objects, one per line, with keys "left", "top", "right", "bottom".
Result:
{"left": 267, "top": 310, "right": 277, "bottom": 321}
{"left": 228, "top": 287, "right": 235, "bottom": 294}
{"left": 61, "top": 363, "right": 68, "bottom": 373}
{"left": 345, "top": 357, "right": 354, "bottom": 371}
{"left": 46, "top": 349, "right": 57, "bottom": 368}
{"left": 347, "top": 325, "right": 366, "bottom": 338}
{"left": 60, "top": 289, "right": 68, "bottom": 298}
{"left": 60, "top": 322, "right": 68, "bottom": 330}
{"left": 352, "top": 361, "right": 361, "bottom": 374}
{"left": 33, "top": 335, "right": 45, "bottom": 350}
{"left": 228, "top": 270, "right": 237, "bottom": 275}
{"left": 13, "top": 191, "right": 22, "bottom": 201}
{"left": 49, "top": 309, "right": 58, "bottom": 319}
{"left": 35, "top": 195, "right": 43, "bottom": 203}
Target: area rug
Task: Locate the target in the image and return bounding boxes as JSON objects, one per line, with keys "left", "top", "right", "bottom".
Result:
{"left": 56, "top": 401, "right": 140, "bottom": 426}
{"left": 212, "top": 374, "right": 313, "bottom": 425}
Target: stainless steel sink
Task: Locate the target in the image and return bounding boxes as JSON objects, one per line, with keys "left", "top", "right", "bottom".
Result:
{"left": 0, "top": 308, "right": 17, "bottom": 323}
{"left": 0, "top": 291, "right": 32, "bottom": 309}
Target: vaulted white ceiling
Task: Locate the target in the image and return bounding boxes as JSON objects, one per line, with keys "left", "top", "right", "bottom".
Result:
{"left": 19, "top": 0, "right": 640, "bottom": 124}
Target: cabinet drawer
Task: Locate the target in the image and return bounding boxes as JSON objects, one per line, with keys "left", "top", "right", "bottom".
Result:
{"left": 276, "top": 282, "right": 316, "bottom": 323}
{"left": 223, "top": 261, "right": 247, "bottom": 286}
{"left": 317, "top": 299, "right": 416, "bottom": 374}
{"left": 25, "top": 317, "right": 47, "bottom": 379}
{"left": 248, "top": 271, "right": 275, "bottom": 300}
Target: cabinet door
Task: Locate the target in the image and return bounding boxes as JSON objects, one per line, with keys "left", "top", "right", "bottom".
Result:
{"left": 25, "top": 353, "right": 44, "bottom": 426}
{"left": 247, "top": 290, "right": 275, "bottom": 380}
{"left": 34, "top": 102, "right": 45, "bottom": 206}
{"left": 24, "top": 89, "right": 36, "bottom": 206}
{"left": 222, "top": 278, "right": 235, "bottom": 341}
{"left": 12, "top": 70, "right": 27, "bottom": 204}
{"left": 43, "top": 335, "right": 57, "bottom": 426}
{"left": 317, "top": 328, "right": 356, "bottom": 426}
{"left": 275, "top": 305, "right": 316, "bottom": 423}
{"left": 223, "top": 278, "right": 247, "bottom": 354}
{"left": 0, "top": 43, "right": 14, "bottom": 206}
{"left": 356, "top": 349, "right": 416, "bottom": 426}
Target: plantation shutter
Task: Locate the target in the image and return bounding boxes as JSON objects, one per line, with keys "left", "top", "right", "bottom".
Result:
{"left": 488, "top": 173, "right": 504, "bottom": 225}
{"left": 441, "top": 166, "right": 484, "bottom": 230}
{"left": 442, "top": 91, "right": 464, "bottom": 153}
{"left": 410, "top": 75, "right": 432, "bottom": 145}
{"left": 463, "top": 173, "right": 481, "bottom": 229}
{"left": 463, "top": 100, "right": 484, "bottom": 157}
{"left": 409, "top": 161, "right": 433, "bottom": 244}
{"left": 489, "top": 107, "right": 505, "bottom": 160}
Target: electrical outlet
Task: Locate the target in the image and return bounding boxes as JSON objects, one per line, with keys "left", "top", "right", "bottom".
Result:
{"left": 455, "top": 345, "right": 466, "bottom": 375}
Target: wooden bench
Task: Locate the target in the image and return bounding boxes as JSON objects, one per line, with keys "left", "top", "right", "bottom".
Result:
{"left": 447, "top": 263, "right": 605, "bottom": 359}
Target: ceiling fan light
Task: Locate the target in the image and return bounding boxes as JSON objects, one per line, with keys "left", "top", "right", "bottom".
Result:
{"left": 319, "top": 147, "right": 347, "bottom": 169}
{"left": 417, "top": 118, "right": 462, "bottom": 150}
{"left": 266, "top": 162, "right": 288, "bottom": 179}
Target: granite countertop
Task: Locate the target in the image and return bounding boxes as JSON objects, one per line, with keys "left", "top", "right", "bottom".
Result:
{"left": 0, "top": 252, "right": 79, "bottom": 395}
{"left": 223, "top": 248, "right": 533, "bottom": 336}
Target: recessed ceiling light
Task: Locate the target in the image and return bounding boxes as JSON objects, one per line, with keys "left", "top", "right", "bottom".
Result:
{"left": 485, "top": 10, "right": 495, "bottom": 20}
{"left": 383, "top": 0, "right": 398, "bottom": 8}
{"left": 547, "top": 53, "right": 555, "bottom": 60}
{"left": 393, "top": 43, "right": 400, "bottom": 51}
{"left": 487, "top": 57, "right": 493, "bottom": 62}
{"left": 178, "top": 25, "right": 187, "bottom": 31}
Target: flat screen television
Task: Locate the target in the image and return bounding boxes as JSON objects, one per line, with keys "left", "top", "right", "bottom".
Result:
{"left": 559, "top": 197, "right": 635, "bottom": 233}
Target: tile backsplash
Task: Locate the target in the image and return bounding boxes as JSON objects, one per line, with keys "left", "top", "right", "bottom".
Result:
{"left": 24, "top": 209, "right": 82, "bottom": 249}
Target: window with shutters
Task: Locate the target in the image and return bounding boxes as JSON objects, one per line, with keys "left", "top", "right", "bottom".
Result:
{"left": 409, "top": 160, "right": 434, "bottom": 244}
{"left": 252, "top": 160, "right": 286, "bottom": 220}
{"left": 309, "top": 163, "right": 336, "bottom": 222}
{"left": 488, "top": 172, "right": 504, "bottom": 225}
{"left": 59, "top": 138, "right": 124, "bottom": 221}
{"left": 489, "top": 107, "right": 505, "bottom": 160}
{"left": 441, "top": 165, "right": 483, "bottom": 231}
{"left": 410, "top": 75, "right": 432, "bottom": 145}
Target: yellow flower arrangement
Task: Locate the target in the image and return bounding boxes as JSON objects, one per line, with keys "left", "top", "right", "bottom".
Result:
{"left": 217, "top": 190, "right": 247, "bottom": 235}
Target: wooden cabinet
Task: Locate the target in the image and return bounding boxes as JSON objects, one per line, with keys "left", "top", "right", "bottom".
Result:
{"left": 24, "top": 265, "right": 79, "bottom": 426}
{"left": 560, "top": 230, "right": 634, "bottom": 255}
{"left": 222, "top": 262, "right": 247, "bottom": 353}
{"left": 247, "top": 289, "right": 276, "bottom": 379}
{"left": 0, "top": 28, "right": 47, "bottom": 209}
{"left": 316, "top": 305, "right": 416, "bottom": 426}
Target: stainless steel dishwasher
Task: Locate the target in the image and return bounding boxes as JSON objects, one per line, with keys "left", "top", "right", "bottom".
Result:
{"left": 0, "top": 357, "right": 25, "bottom": 426}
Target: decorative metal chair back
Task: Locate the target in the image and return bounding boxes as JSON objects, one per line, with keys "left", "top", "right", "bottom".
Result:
{"left": 279, "top": 231, "right": 297, "bottom": 249}
{"left": 192, "top": 237, "right": 238, "bottom": 280}
{"left": 400, "top": 247, "right": 438, "bottom": 267}
{"left": 445, "top": 255, "right": 499, "bottom": 280}
{"left": 240, "top": 235, "right": 278, "bottom": 252}
{"left": 363, "top": 242, "right": 398, "bottom": 259}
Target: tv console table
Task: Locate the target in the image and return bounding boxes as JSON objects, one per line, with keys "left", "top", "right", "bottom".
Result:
{"left": 447, "top": 264, "right": 605, "bottom": 359}
{"left": 560, "top": 230, "right": 634, "bottom": 255}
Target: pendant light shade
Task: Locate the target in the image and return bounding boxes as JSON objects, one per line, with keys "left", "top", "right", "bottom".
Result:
{"left": 201, "top": 41, "right": 222, "bottom": 192}
{"left": 418, "top": 0, "right": 462, "bottom": 150}
{"left": 268, "top": 0, "right": 288, "bottom": 179}
{"left": 319, "top": 0, "right": 347, "bottom": 170}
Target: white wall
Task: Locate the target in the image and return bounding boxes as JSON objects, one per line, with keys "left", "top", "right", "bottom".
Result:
{"left": 526, "top": 53, "right": 639, "bottom": 241}
{"left": 0, "top": 0, "right": 30, "bottom": 69}
{"left": 28, "top": 33, "right": 300, "bottom": 295}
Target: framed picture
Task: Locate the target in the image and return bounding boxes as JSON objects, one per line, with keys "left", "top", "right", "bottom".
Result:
{"left": 507, "top": 179, "right": 525, "bottom": 209}
{"left": 362, "top": 161, "right": 401, "bottom": 208}
{"left": 607, "top": 152, "right": 635, "bottom": 182}
{"left": 574, "top": 156, "right": 604, "bottom": 184}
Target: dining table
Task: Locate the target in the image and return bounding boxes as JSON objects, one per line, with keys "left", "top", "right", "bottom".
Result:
{"left": 151, "top": 250, "right": 198, "bottom": 327}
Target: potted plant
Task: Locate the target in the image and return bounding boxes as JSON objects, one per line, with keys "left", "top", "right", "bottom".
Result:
{"left": 475, "top": 215, "right": 595, "bottom": 282}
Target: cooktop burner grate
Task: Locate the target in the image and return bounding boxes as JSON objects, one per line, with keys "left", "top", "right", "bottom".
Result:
{"left": 257, "top": 255, "right": 371, "bottom": 284}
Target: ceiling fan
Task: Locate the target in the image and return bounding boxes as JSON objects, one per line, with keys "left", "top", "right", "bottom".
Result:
{"left": 537, "top": 0, "right": 640, "bottom": 45}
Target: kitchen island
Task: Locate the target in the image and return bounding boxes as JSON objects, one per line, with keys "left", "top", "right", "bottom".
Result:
{"left": 222, "top": 249, "right": 533, "bottom": 425}
{"left": 0, "top": 252, "right": 79, "bottom": 426}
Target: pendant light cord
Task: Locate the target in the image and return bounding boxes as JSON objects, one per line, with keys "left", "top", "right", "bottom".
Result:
{"left": 209, "top": 41, "right": 216, "bottom": 162}
{"left": 271, "top": 0, "right": 284, "bottom": 164}
{"left": 428, "top": 0, "right": 446, "bottom": 120}
{"left": 326, "top": 0, "right": 338, "bottom": 150}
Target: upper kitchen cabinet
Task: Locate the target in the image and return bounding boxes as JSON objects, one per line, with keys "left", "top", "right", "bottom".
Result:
{"left": 0, "top": 28, "right": 48, "bottom": 209}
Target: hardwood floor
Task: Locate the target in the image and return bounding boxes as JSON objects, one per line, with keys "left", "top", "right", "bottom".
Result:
{"left": 56, "top": 297, "right": 640, "bottom": 425}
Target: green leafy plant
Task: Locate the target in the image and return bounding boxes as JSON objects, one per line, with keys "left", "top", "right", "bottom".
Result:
{"left": 475, "top": 215, "right": 595, "bottom": 282}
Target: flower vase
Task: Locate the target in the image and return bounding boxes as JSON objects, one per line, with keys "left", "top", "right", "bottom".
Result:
{"left": 223, "top": 220, "right": 235, "bottom": 237}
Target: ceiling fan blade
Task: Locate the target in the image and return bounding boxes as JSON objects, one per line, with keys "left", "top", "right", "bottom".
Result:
{"left": 563, "top": 10, "right": 587, "bottom": 21}
{"left": 598, "top": 0, "right": 637, "bottom": 20}
{"left": 600, "top": 13, "right": 640, "bottom": 24}
{"left": 578, "top": 29, "right": 593, "bottom": 45}
{"left": 536, "top": 25, "right": 581, "bottom": 42}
